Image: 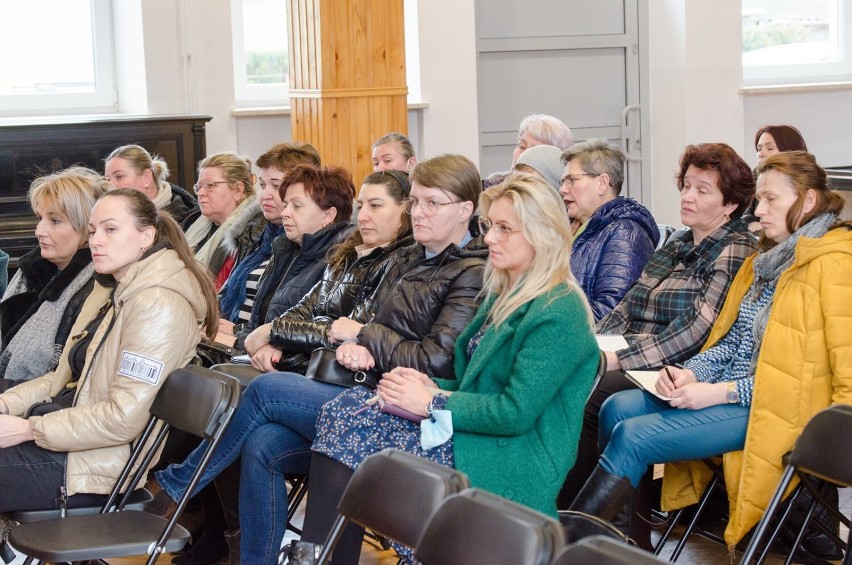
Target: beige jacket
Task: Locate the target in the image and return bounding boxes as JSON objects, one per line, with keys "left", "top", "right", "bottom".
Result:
{"left": 0, "top": 248, "right": 207, "bottom": 496}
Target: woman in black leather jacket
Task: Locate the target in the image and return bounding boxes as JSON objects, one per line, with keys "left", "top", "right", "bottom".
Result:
{"left": 153, "top": 155, "right": 488, "bottom": 564}
{"left": 243, "top": 169, "right": 414, "bottom": 372}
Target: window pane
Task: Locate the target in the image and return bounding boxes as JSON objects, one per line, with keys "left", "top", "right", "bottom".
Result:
{"left": 0, "top": 0, "right": 97, "bottom": 95}
{"left": 242, "top": 0, "right": 289, "bottom": 86}
{"left": 742, "top": 0, "right": 839, "bottom": 67}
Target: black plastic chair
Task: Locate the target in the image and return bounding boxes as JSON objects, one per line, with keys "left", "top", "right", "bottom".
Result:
{"left": 7, "top": 365, "right": 241, "bottom": 565}
{"left": 652, "top": 458, "right": 726, "bottom": 562}
{"left": 740, "top": 404, "right": 852, "bottom": 565}
{"left": 414, "top": 488, "right": 565, "bottom": 565}
{"left": 588, "top": 349, "right": 608, "bottom": 403}
{"left": 317, "top": 448, "right": 470, "bottom": 564}
{"left": 553, "top": 535, "right": 668, "bottom": 564}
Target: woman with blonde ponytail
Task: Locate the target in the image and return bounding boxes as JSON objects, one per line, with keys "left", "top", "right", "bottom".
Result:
{"left": 0, "top": 188, "right": 217, "bottom": 513}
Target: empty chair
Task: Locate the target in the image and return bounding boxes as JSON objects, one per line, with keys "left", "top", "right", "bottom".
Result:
{"left": 317, "top": 448, "right": 470, "bottom": 563}
{"left": 415, "top": 488, "right": 564, "bottom": 565}
{"left": 740, "top": 404, "right": 852, "bottom": 565}
{"left": 553, "top": 535, "right": 667, "bottom": 565}
{"left": 7, "top": 366, "right": 240, "bottom": 565}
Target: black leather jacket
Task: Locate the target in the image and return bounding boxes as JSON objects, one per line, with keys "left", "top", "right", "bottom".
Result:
{"left": 269, "top": 234, "right": 416, "bottom": 355}
{"left": 353, "top": 232, "right": 488, "bottom": 381}
{"left": 233, "top": 222, "right": 353, "bottom": 349}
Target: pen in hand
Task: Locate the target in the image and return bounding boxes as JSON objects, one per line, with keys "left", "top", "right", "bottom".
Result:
{"left": 664, "top": 366, "right": 677, "bottom": 390}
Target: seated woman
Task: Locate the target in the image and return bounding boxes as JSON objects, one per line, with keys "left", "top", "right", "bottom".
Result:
{"left": 183, "top": 152, "right": 265, "bottom": 289}
{"left": 104, "top": 144, "right": 199, "bottom": 224}
{"left": 0, "top": 188, "right": 217, "bottom": 513}
{"left": 288, "top": 173, "right": 600, "bottom": 564}
{"left": 371, "top": 132, "right": 417, "bottom": 172}
{"left": 568, "top": 152, "right": 852, "bottom": 551}
{"left": 0, "top": 167, "right": 110, "bottom": 391}
{"left": 560, "top": 144, "right": 758, "bottom": 514}
{"left": 241, "top": 170, "right": 413, "bottom": 374}
{"left": 755, "top": 124, "right": 808, "bottom": 164}
{"left": 216, "top": 142, "right": 322, "bottom": 335}
{"left": 150, "top": 154, "right": 487, "bottom": 564}
{"left": 483, "top": 113, "right": 574, "bottom": 189}
{"left": 212, "top": 164, "right": 355, "bottom": 365}
{"left": 559, "top": 138, "right": 658, "bottom": 321}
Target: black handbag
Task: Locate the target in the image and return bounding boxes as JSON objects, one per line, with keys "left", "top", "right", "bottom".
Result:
{"left": 304, "top": 347, "right": 378, "bottom": 390}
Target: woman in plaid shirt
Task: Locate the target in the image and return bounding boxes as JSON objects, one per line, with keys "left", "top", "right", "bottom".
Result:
{"left": 560, "top": 144, "right": 758, "bottom": 545}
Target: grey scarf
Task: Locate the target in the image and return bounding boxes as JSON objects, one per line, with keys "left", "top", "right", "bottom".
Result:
{"left": 748, "top": 212, "right": 836, "bottom": 370}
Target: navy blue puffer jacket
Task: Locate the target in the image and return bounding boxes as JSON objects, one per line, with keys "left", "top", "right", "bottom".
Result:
{"left": 571, "top": 196, "right": 657, "bottom": 321}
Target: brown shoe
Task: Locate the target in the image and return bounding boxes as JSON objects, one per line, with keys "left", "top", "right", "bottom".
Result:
{"left": 146, "top": 488, "right": 178, "bottom": 520}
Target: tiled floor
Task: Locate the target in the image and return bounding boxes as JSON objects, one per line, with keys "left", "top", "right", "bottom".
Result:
{"left": 6, "top": 488, "right": 849, "bottom": 563}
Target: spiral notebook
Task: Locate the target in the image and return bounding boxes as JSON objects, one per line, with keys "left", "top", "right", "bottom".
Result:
{"left": 595, "top": 334, "right": 629, "bottom": 351}
{"left": 625, "top": 370, "right": 673, "bottom": 401}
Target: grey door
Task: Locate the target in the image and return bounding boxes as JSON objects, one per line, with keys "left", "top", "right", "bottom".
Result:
{"left": 476, "top": 0, "right": 645, "bottom": 200}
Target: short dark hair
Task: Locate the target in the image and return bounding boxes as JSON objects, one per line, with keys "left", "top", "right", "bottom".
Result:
{"left": 256, "top": 142, "right": 321, "bottom": 171}
{"left": 676, "top": 143, "right": 755, "bottom": 218}
{"left": 280, "top": 164, "right": 354, "bottom": 224}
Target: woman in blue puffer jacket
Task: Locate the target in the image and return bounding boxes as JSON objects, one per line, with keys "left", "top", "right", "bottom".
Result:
{"left": 559, "top": 138, "right": 658, "bottom": 320}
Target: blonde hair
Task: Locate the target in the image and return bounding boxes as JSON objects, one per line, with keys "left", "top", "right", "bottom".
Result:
{"left": 198, "top": 152, "right": 256, "bottom": 198}
{"left": 29, "top": 166, "right": 112, "bottom": 243}
{"left": 106, "top": 144, "right": 170, "bottom": 183}
{"left": 479, "top": 173, "right": 592, "bottom": 327}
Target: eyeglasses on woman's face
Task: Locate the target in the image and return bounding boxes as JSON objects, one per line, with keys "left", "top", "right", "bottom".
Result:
{"left": 559, "top": 173, "right": 600, "bottom": 189}
{"left": 403, "top": 196, "right": 460, "bottom": 217}
{"left": 193, "top": 181, "right": 230, "bottom": 195}
{"left": 478, "top": 217, "right": 522, "bottom": 240}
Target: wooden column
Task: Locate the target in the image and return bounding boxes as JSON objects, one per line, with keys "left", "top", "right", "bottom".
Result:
{"left": 287, "top": 0, "right": 408, "bottom": 185}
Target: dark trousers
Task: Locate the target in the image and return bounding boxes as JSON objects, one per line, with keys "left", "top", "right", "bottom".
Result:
{"left": 0, "top": 442, "right": 106, "bottom": 513}
{"left": 559, "top": 369, "right": 636, "bottom": 507}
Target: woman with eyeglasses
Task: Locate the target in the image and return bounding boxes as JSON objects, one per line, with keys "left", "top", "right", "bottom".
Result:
{"left": 183, "top": 152, "right": 265, "bottom": 289}
{"left": 559, "top": 138, "right": 658, "bottom": 321}
{"left": 284, "top": 173, "right": 599, "bottom": 564}
{"left": 149, "top": 155, "right": 487, "bottom": 564}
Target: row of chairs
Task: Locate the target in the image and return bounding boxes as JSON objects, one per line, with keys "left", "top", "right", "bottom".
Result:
{"left": 316, "top": 448, "right": 665, "bottom": 565}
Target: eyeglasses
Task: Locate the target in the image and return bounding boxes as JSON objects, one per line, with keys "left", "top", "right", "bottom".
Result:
{"left": 560, "top": 173, "right": 600, "bottom": 189}
{"left": 403, "top": 197, "right": 460, "bottom": 217}
{"left": 478, "top": 218, "right": 521, "bottom": 240}
{"left": 193, "top": 181, "right": 230, "bottom": 195}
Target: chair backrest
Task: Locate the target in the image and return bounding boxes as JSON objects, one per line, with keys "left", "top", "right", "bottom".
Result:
{"left": 552, "top": 535, "right": 667, "bottom": 564}
{"left": 150, "top": 365, "right": 240, "bottom": 438}
{"left": 337, "top": 449, "right": 470, "bottom": 548}
{"left": 107, "top": 366, "right": 240, "bottom": 511}
{"left": 586, "top": 350, "right": 607, "bottom": 403}
{"left": 414, "top": 488, "right": 565, "bottom": 565}
{"left": 787, "top": 404, "right": 852, "bottom": 487}
{"left": 656, "top": 224, "right": 676, "bottom": 249}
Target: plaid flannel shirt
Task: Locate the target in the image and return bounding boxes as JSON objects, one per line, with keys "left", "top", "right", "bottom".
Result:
{"left": 596, "top": 218, "right": 757, "bottom": 370}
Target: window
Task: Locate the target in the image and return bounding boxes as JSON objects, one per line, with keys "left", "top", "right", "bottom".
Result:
{"left": 0, "top": 0, "right": 116, "bottom": 116}
{"left": 232, "top": 0, "right": 290, "bottom": 106}
{"left": 742, "top": 0, "right": 852, "bottom": 85}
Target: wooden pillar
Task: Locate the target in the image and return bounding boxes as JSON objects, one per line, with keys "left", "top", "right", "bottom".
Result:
{"left": 287, "top": 0, "right": 408, "bottom": 185}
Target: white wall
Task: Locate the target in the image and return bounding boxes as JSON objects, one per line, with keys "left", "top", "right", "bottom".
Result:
{"left": 645, "top": 0, "right": 746, "bottom": 226}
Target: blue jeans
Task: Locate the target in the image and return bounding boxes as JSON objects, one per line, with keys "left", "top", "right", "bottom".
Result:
{"left": 155, "top": 372, "right": 346, "bottom": 565}
{"left": 598, "top": 390, "right": 750, "bottom": 487}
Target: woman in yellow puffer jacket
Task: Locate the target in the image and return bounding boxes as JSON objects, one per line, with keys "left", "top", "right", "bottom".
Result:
{"left": 567, "top": 151, "right": 852, "bottom": 550}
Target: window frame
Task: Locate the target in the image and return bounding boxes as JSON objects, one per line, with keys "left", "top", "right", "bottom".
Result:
{"left": 742, "top": 0, "right": 852, "bottom": 86}
{"left": 231, "top": 0, "right": 291, "bottom": 107}
{"left": 0, "top": 0, "right": 116, "bottom": 116}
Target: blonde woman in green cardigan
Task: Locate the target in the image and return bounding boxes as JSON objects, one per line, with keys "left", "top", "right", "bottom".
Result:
{"left": 289, "top": 173, "right": 600, "bottom": 564}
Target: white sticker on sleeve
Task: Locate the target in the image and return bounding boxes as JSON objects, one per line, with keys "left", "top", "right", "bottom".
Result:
{"left": 118, "top": 350, "right": 164, "bottom": 385}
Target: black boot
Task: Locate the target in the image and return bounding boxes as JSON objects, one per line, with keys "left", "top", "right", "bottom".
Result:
{"left": 566, "top": 466, "right": 635, "bottom": 544}
{"left": 223, "top": 529, "right": 240, "bottom": 565}
{"left": 282, "top": 540, "right": 321, "bottom": 565}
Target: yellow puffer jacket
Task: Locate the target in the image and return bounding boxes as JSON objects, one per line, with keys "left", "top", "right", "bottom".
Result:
{"left": 0, "top": 248, "right": 207, "bottom": 496}
{"left": 660, "top": 227, "right": 852, "bottom": 547}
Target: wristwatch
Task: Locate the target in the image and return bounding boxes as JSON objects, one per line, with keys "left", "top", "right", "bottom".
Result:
{"left": 726, "top": 382, "right": 740, "bottom": 404}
